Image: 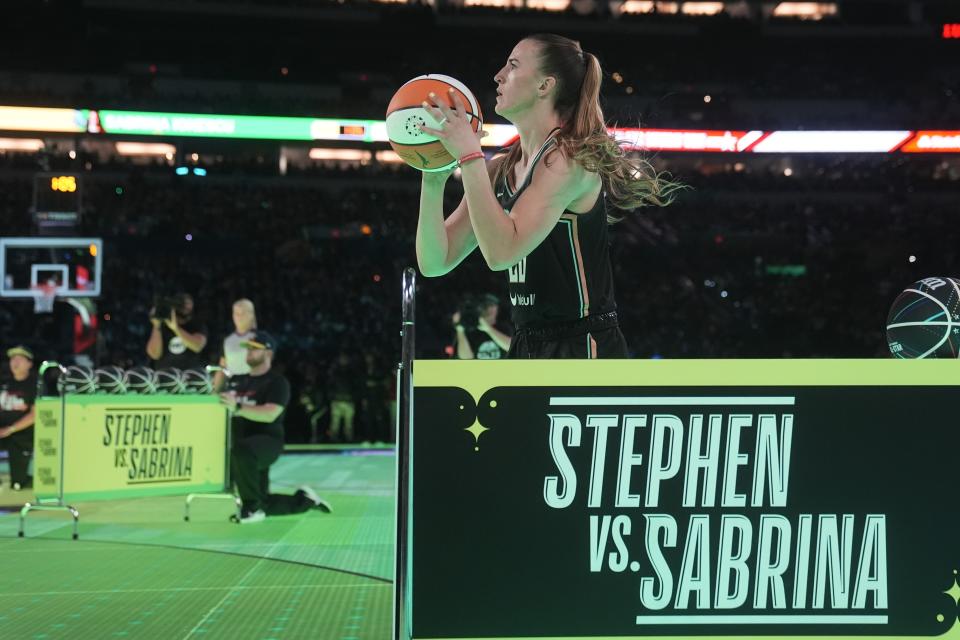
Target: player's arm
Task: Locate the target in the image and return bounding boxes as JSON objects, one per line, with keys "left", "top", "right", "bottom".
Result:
{"left": 416, "top": 156, "right": 504, "bottom": 277}
{"left": 460, "top": 148, "right": 588, "bottom": 271}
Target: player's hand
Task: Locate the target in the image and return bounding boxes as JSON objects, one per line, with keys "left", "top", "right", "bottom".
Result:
{"left": 164, "top": 308, "right": 178, "bottom": 332}
{"left": 478, "top": 316, "right": 491, "bottom": 333}
{"left": 420, "top": 166, "right": 456, "bottom": 187}
{"left": 451, "top": 311, "right": 461, "bottom": 325}
{"left": 0, "top": 426, "right": 14, "bottom": 439}
{"left": 219, "top": 392, "right": 238, "bottom": 411}
{"left": 149, "top": 308, "right": 161, "bottom": 329}
{"left": 419, "top": 88, "right": 484, "bottom": 161}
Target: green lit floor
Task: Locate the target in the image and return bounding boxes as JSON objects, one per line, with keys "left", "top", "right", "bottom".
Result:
{"left": 0, "top": 452, "right": 396, "bottom": 639}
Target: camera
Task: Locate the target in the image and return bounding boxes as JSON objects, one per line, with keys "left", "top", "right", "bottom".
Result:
{"left": 458, "top": 296, "right": 481, "bottom": 331}
{"left": 152, "top": 294, "right": 180, "bottom": 320}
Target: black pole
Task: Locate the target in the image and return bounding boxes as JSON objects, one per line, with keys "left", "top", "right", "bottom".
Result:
{"left": 394, "top": 267, "right": 416, "bottom": 640}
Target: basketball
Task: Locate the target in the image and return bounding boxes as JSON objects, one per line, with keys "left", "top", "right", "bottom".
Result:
{"left": 124, "top": 367, "right": 158, "bottom": 394}
{"left": 155, "top": 368, "right": 186, "bottom": 394}
{"left": 182, "top": 369, "right": 213, "bottom": 394}
{"left": 94, "top": 366, "right": 127, "bottom": 394}
{"left": 886, "top": 277, "right": 960, "bottom": 358}
{"left": 57, "top": 366, "right": 97, "bottom": 394}
{"left": 385, "top": 74, "right": 483, "bottom": 172}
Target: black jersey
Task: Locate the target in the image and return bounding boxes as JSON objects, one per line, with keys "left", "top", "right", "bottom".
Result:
{"left": 496, "top": 136, "right": 617, "bottom": 328}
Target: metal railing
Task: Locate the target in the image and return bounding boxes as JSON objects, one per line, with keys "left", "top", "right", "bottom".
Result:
{"left": 393, "top": 267, "right": 415, "bottom": 640}
{"left": 19, "top": 361, "right": 80, "bottom": 540}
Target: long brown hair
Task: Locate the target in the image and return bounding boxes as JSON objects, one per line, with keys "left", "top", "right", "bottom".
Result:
{"left": 494, "top": 34, "right": 684, "bottom": 221}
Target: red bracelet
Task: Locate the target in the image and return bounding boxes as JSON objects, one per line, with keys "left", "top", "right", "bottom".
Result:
{"left": 458, "top": 151, "right": 484, "bottom": 166}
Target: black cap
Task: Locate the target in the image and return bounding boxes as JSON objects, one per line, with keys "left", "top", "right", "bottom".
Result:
{"left": 239, "top": 331, "right": 277, "bottom": 352}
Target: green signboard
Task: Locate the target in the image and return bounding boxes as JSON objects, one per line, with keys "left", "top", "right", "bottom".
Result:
{"left": 34, "top": 394, "right": 228, "bottom": 501}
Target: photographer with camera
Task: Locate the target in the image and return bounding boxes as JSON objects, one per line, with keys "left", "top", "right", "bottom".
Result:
{"left": 453, "top": 294, "right": 512, "bottom": 360}
{"left": 146, "top": 292, "right": 208, "bottom": 372}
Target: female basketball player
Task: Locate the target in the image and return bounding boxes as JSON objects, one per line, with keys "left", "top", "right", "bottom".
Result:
{"left": 416, "top": 34, "right": 682, "bottom": 358}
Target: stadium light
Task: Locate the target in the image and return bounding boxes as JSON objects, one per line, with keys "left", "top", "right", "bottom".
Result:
{"left": 374, "top": 150, "right": 404, "bottom": 164}
{"left": 115, "top": 142, "right": 177, "bottom": 156}
{"left": 0, "top": 138, "right": 44, "bottom": 151}
{"left": 526, "top": 0, "right": 571, "bottom": 10}
{"left": 308, "top": 148, "right": 372, "bottom": 162}
{"left": 772, "top": 2, "right": 837, "bottom": 20}
{"left": 681, "top": 2, "right": 723, "bottom": 15}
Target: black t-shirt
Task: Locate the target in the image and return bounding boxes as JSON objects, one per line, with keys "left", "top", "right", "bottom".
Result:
{"left": 227, "top": 370, "right": 290, "bottom": 441}
{"left": 0, "top": 374, "right": 37, "bottom": 429}
{"left": 461, "top": 329, "right": 507, "bottom": 360}
{"left": 156, "top": 317, "right": 208, "bottom": 371}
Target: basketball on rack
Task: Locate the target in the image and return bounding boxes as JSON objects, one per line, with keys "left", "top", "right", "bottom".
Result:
{"left": 886, "top": 277, "right": 960, "bottom": 358}
{"left": 124, "top": 367, "right": 158, "bottom": 394}
{"left": 94, "top": 366, "right": 127, "bottom": 394}
{"left": 155, "top": 368, "right": 186, "bottom": 394}
{"left": 57, "top": 366, "right": 97, "bottom": 394}
{"left": 385, "top": 74, "right": 483, "bottom": 172}
{"left": 182, "top": 369, "right": 213, "bottom": 394}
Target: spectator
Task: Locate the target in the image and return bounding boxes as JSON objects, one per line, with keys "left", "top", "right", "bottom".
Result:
{"left": 220, "top": 331, "right": 331, "bottom": 523}
{"left": 453, "top": 294, "right": 511, "bottom": 360}
{"left": 327, "top": 352, "right": 359, "bottom": 443}
{"left": 146, "top": 293, "right": 209, "bottom": 372}
{"left": 0, "top": 345, "right": 37, "bottom": 491}
{"left": 214, "top": 298, "right": 257, "bottom": 392}
{"left": 358, "top": 351, "right": 389, "bottom": 443}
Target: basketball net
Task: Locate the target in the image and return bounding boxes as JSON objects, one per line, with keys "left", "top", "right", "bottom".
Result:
{"left": 32, "top": 283, "right": 57, "bottom": 314}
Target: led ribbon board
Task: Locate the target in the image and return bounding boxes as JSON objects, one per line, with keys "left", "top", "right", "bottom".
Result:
{"left": 97, "top": 110, "right": 381, "bottom": 141}
{"left": 0, "top": 105, "right": 952, "bottom": 153}
{"left": 2, "top": 105, "right": 956, "bottom": 153}
{"left": 409, "top": 359, "right": 960, "bottom": 639}
{"left": 0, "top": 106, "right": 90, "bottom": 132}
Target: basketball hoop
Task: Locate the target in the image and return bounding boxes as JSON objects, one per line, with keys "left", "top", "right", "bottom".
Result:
{"left": 32, "top": 284, "right": 57, "bottom": 314}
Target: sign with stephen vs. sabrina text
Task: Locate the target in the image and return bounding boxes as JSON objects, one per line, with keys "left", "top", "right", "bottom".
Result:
{"left": 35, "top": 395, "right": 228, "bottom": 501}
{"left": 410, "top": 360, "right": 960, "bottom": 639}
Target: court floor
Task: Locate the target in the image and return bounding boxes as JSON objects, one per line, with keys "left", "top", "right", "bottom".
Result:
{"left": 0, "top": 452, "right": 396, "bottom": 640}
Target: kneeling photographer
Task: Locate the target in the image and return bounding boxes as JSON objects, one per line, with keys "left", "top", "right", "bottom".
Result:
{"left": 453, "top": 294, "right": 511, "bottom": 360}
{"left": 146, "top": 292, "right": 208, "bottom": 372}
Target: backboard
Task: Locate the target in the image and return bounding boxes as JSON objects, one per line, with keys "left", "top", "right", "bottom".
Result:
{"left": 0, "top": 237, "right": 103, "bottom": 298}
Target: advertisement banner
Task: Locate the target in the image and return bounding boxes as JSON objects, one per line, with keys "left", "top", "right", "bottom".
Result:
{"left": 42, "top": 395, "right": 228, "bottom": 501}
{"left": 411, "top": 359, "right": 960, "bottom": 639}
{"left": 901, "top": 132, "right": 960, "bottom": 153}
{"left": 0, "top": 106, "right": 89, "bottom": 133}
{"left": 33, "top": 397, "right": 63, "bottom": 501}
{"left": 97, "top": 110, "right": 384, "bottom": 142}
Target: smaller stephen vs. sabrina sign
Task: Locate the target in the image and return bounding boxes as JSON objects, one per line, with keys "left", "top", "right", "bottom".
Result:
{"left": 102, "top": 408, "right": 193, "bottom": 482}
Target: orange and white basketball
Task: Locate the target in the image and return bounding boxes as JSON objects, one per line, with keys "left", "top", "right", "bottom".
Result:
{"left": 385, "top": 74, "right": 483, "bottom": 172}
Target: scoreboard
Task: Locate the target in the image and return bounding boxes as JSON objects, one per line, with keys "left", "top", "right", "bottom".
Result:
{"left": 33, "top": 172, "right": 82, "bottom": 232}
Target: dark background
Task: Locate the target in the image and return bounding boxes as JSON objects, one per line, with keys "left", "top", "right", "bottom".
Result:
{"left": 2, "top": 0, "right": 960, "bottom": 443}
